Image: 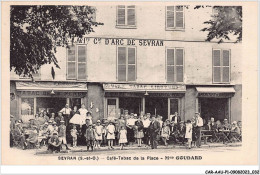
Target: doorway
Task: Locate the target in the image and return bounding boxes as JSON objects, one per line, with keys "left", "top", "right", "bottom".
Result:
{"left": 145, "top": 97, "right": 168, "bottom": 121}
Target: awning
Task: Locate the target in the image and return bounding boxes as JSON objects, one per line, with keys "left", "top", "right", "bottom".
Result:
{"left": 16, "top": 82, "right": 87, "bottom": 91}
{"left": 103, "top": 83, "right": 186, "bottom": 92}
{"left": 196, "top": 87, "right": 235, "bottom": 98}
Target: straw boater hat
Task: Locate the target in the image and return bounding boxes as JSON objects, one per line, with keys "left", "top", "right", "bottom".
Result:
{"left": 97, "top": 120, "right": 101, "bottom": 123}
{"left": 44, "top": 122, "right": 48, "bottom": 125}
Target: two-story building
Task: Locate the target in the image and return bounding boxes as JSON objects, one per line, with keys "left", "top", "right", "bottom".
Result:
{"left": 10, "top": 4, "right": 242, "bottom": 124}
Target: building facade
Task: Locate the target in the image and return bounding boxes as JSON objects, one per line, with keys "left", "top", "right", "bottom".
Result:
{"left": 10, "top": 4, "right": 242, "bottom": 124}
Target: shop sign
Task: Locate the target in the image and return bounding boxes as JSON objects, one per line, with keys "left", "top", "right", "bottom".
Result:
{"left": 105, "top": 92, "right": 184, "bottom": 98}
{"left": 198, "top": 93, "right": 234, "bottom": 98}
{"left": 17, "top": 91, "right": 86, "bottom": 98}
{"left": 103, "top": 83, "right": 186, "bottom": 92}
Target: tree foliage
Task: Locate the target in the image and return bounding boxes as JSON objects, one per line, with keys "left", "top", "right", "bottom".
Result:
{"left": 195, "top": 6, "right": 242, "bottom": 43}
{"left": 10, "top": 5, "right": 103, "bottom": 78}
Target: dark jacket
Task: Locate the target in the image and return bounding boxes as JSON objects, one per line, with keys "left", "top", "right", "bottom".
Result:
{"left": 148, "top": 120, "right": 160, "bottom": 134}
{"left": 135, "top": 120, "right": 144, "bottom": 131}
{"left": 85, "top": 128, "right": 95, "bottom": 141}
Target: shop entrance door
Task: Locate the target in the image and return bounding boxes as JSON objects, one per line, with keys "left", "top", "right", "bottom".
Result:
{"left": 145, "top": 97, "right": 168, "bottom": 121}
{"left": 199, "top": 98, "right": 229, "bottom": 121}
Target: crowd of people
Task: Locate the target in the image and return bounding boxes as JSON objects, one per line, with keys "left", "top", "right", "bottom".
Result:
{"left": 10, "top": 103, "right": 242, "bottom": 153}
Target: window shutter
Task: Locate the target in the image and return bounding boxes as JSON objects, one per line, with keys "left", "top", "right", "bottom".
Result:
{"left": 176, "top": 6, "right": 184, "bottom": 28}
{"left": 166, "top": 6, "right": 174, "bottom": 28}
{"left": 127, "top": 6, "right": 135, "bottom": 26}
{"left": 213, "top": 49, "right": 221, "bottom": 82}
{"left": 167, "top": 49, "right": 174, "bottom": 82}
{"left": 117, "top": 6, "right": 126, "bottom": 25}
{"left": 118, "top": 47, "right": 127, "bottom": 81}
{"left": 222, "top": 50, "right": 230, "bottom": 82}
{"left": 77, "top": 46, "right": 86, "bottom": 80}
{"left": 128, "top": 47, "right": 136, "bottom": 81}
{"left": 176, "top": 49, "right": 184, "bottom": 82}
{"left": 67, "top": 45, "right": 76, "bottom": 79}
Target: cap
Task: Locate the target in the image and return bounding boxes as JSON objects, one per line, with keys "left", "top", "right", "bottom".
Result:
{"left": 48, "top": 120, "right": 53, "bottom": 123}
{"left": 44, "top": 122, "right": 48, "bottom": 125}
{"left": 60, "top": 120, "right": 65, "bottom": 123}
{"left": 134, "top": 114, "right": 137, "bottom": 117}
{"left": 52, "top": 122, "right": 57, "bottom": 125}
{"left": 97, "top": 120, "right": 101, "bottom": 123}
{"left": 224, "top": 118, "right": 228, "bottom": 121}
{"left": 147, "top": 113, "right": 151, "bottom": 115}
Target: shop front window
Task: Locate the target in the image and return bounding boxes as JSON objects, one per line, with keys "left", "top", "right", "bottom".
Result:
{"left": 36, "top": 97, "right": 66, "bottom": 115}
{"left": 21, "top": 98, "right": 34, "bottom": 115}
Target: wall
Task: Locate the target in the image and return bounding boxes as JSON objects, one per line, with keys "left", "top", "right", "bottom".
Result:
{"left": 87, "top": 83, "right": 105, "bottom": 122}
{"left": 231, "top": 84, "right": 242, "bottom": 122}
{"left": 184, "top": 87, "right": 197, "bottom": 120}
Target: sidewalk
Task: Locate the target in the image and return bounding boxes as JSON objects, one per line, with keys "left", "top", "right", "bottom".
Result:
{"left": 38, "top": 142, "right": 242, "bottom": 154}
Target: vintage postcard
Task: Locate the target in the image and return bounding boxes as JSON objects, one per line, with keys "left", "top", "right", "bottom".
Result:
{"left": 1, "top": 1, "right": 258, "bottom": 167}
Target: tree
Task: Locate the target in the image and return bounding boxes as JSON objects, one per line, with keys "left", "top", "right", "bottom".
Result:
{"left": 195, "top": 6, "right": 242, "bottom": 43}
{"left": 10, "top": 5, "right": 103, "bottom": 78}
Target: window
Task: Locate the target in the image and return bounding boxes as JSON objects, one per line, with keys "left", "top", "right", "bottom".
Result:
{"left": 117, "top": 46, "right": 136, "bottom": 82}
{"left": 166, "top": 48, "right": 184, "bottom": 83}
{"left": 213, "top": 49, "right": 230, "bottom": 83}
{"left": 117, "top": 5, "right": 136, "bottom": 28}
{"left": 67, "top": 45, "right": 87, "bottom": 80}
{"left": 166, "top": 6, "right": 184, "bottom": 30}
{"left": 21, "top": 98, "right": 34, "bottom": 115}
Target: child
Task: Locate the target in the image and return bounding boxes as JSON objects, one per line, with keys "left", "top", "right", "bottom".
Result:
{"left": 185, "top": 120, "right": 192, "bottom": 149}
{"left": 70, "top": 125, "right": 78, "bottom": 148}
{"left": 58, "top": 120, "right": 70, "bottom": 150}
{"left": 95, "top": 120, "right": 103, "bottom": 149}
{"left": 101, "top": 123, "right": 107, "bottom": 147}
{"left": 85, "top": 124, "right": 95, "bottom": 151}
{"left": 106, "top": 121, "right": 115, "bottom": 149}
{"left": 119, "top": 126, "right": 127, "bottom": 150}
{"left": 161, "top": 122, "right": 170, "bottom": 146}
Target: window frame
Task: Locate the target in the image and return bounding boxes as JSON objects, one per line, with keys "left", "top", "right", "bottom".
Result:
{"left": 212, "top": 48, "right": 231, "bottom": 84}
{"left": 117, "top": 46, "right": 137, "bottom": 82}
{"left": 165, "top": 6, "right": 185, "bottom": 31}
{"left": 165, "top": 47, "right": 185, "bottom": 83}
{"left": 66, "top": 44, "right": 87, "bottom": 80}
{"left": 116, "top": 5, "right": 137, "bottom": 29}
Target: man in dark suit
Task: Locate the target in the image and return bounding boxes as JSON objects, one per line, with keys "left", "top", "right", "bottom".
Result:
{"left": 148, "top": 115, "right": 160, "bottom": 149}
{"left": 171, "top": 112, "right": 181, "bottom": 124}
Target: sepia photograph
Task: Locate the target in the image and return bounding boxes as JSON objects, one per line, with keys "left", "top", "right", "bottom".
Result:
{"left": 1, "top": 1, "right": 258, "bottom": 170}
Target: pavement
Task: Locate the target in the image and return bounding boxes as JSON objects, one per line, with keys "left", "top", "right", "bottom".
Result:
{"left": 34, "top": 142, "right": 242, "bottom": 155}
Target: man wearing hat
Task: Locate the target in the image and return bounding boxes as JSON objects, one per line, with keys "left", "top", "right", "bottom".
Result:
{"left": 48, "top": 132, "right": 62, "bottom": 153}
{"left": 58, "top": 120, "right": 70, "bottom": 150}
{"left": 26, "top": 125, "right": 38, "bottom": 148}
{"left": 193, "top": 112, "right": 203, "bottom": 148}
{"left": 148, "top": 115, "right": 160, "bottom": 149}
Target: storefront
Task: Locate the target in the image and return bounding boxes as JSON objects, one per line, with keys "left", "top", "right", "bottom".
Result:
{"left": 195, "top": 87, "right": 236, "bottom": 122}
{"left": 103, "top": 83, "right": 186, "bottom": 121}
{"left": 15, "top": 82, "right": 87, "bottom": 122}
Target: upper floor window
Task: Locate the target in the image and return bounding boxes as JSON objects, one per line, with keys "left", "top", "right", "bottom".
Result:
{"left": 117, "top": 46, "right": 136, "bottom": 82}
{"left": 166, "top": 48, "right": 184, "bottom": 83}
{"left": 213, "top": 49, "right": 230, "bottom": 83}
{"left": 166, "top": 6, "right": 184, "bottom": 30}
{"left": 67, "top": 45, "right": 87, "bottom": 80}
{"left": 116, "top": 5, "right": 136, "bottom": 28}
